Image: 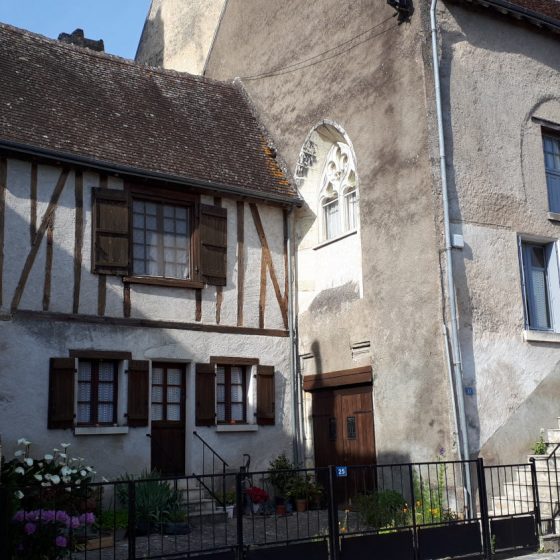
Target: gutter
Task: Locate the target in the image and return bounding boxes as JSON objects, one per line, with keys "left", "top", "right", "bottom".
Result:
{"left": 0, "top": 140, "right": 302, "bottom": 207}
{"left": 430, "top": 0, "right": 473, "bottom": 507}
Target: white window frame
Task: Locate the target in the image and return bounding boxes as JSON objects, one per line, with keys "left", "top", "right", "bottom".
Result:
{"left": 519, "top": 237, "right": 560, "bottom": 332}
{"left": 543, "top": 133, "right": 560, "bottom": 214}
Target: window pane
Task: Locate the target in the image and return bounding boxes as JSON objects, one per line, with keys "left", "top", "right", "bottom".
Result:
{"left": 78, "top": 362, "right": 91, "bottom": 381}
{"left": 145, "top": 202, "right": 157, "bottom": 216}
{"left": 152, "top": 368, "right": 163, "bottom": 385}
{"left": 217, "top": 384, "right": 225, "bottom": 402}
{"left": 345, "top": 189, "right": 358, "bottom": 230}
{"left": 324, "top": 198, "right": 340, "bottom": 240}
{"left": 77, "top": 404, "right": 91, "bottom": 423}
{"left": 167, "top": 404, "right": 181, "bottom": 421}
{"left": 151, "top": 404, "right": 163, "bottom": 421}
{"left": 231, "top": 404, "right": 244, "bottom": 421}
{"left": 217, "top": 404, "right": 226, "bottom": 422}
{"left": 98, "top": 404, "right": 113, "bottom": 423}
{"left": 78, "top": 382, "right": 91, "bottom": 402}
{"left": 231, "top": 367, "right": 242, "bottom": 384}
{"left": 98, "top": 383, "right": 114, "bottom": 401}
{"left": 216, "top": 367, "right": 225, "bottom": 383}
{"left": 530, "top": 266, "right": 551, "bottom": 329}
{"left": 167, "top": 369, "right": 182, "bottom": 385}
{"left": 152, "top": 386, "right": 163, "bottom": 403}
{"left": 99, "top": 362, "right": 114, "bottom": 381}
{"left": 167, "top": 386, "right": 181, "bottom": 404}
{"left": 230, "top": 384, "right": 243, "bottom": 402}
{"left": 547, "top": 173, "right": 560, "bottom": 213}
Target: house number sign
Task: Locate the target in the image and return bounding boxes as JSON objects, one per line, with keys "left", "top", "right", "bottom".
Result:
{"left": 336, "top": 466, "right": 348, "bottom": 477}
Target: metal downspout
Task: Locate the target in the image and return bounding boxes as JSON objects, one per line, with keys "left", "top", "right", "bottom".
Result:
{"left": 286, "top": 207, "right": 302, "bottom": 464}
{"left": 430, "top": 0, "right": 472, "bottom": 507}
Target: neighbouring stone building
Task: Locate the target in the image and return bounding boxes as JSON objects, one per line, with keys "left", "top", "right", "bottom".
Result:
{"left": 135, "top": 0, "right": 560, "bottom": 467}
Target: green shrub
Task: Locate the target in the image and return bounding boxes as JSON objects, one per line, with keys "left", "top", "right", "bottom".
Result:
{"left": 355, "top": 490, "right": 409, "bottom": 528}
{"left": 115, "top": 470, "right": 181, "bottom": 523}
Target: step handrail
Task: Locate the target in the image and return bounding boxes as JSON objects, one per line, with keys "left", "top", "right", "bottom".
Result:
{"left": 193, "top": 430, "right": 229, "bottom": 468}
{"left": 192, "top": 431, "right": 229, "bottom": 509}
{"left": 546, "top": 442, "right": 560, "bottom": 461}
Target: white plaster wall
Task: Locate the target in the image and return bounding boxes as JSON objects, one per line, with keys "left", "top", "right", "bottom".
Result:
{"left": 440, "top": 2, "right": 560, "bottom": 462}
{"left": 295, "top": 126, "right": 363, "bottom": 313}
{"left": 1, "top": 158, "right": 287, "bottom": 330}
{"left": 0, "top": 319, "right": 292, "bottom": 480}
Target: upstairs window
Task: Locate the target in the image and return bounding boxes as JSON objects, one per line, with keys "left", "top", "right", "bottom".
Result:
{"left": 543, "top": 134, "right": 560, "bottom": 213}
{"left": 132, "top": 200, "right": 191, "bottom": 279}
{"left": 92, "top": 186, "right": 227, "bottom": 287}
{"left": 319, "top": 142, "right": 358, "bottom": 241}
{"left": 520, "top": 240, "right": 560, "bottom": 331}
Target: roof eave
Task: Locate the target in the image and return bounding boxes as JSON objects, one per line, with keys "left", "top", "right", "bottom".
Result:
{"left": 454, "top": 0, "right": 560, "bottom": 33}
{"left": 0, "top": 139, "right": 303, "bottom": 207}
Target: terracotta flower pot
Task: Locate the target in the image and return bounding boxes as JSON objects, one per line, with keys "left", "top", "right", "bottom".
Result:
{"left": 295, "top": 499, "right": 308, "bottom": 513}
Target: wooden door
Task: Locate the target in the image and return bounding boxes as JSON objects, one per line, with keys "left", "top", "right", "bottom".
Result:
{"left": 151, "top": 363, "right": 186, "bottom": 475}
{"left": 311, "top": 385, "right": 376, "bottom": 467}
{"left": 311, "top": 384, "right": 376, "bottom": 501}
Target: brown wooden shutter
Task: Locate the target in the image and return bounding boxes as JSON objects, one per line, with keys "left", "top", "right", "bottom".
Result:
{"left": 200, "top": 204, "right": 227, "bottom": 286}
{"left": 48, "top": 358, "right": 76, "bottom": 429}
{"left": 195, "top": 363, "right": 216, "bottom": 426}
{"left": 256, "top": 365, "right": 275, "bottom": 425}
{"left": 92, "top": 188, "right": 130, "bottom": 275}
{"left": 127, "top": 360, "right": 149, "bottom": 427}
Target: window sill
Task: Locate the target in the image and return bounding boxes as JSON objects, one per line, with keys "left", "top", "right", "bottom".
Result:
{"left": 74, "top": 426, "right": 129, "bottom": 436}
{"left": 523, "top": 329, "right": 560, "bottom": 343}
{"left": 548, "top": 212, "right": 560, "bottom": 223}
{"left": 216, "top": 424, "right": 258, "bottom": 433}
{"left": 313, "top": 229, "right": 357, "bottom": 250}
{"left": 123, "top": 276, "right": 204, "bottom": 289}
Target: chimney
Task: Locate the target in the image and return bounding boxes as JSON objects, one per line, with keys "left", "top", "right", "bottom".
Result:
{"left": 58, "top": 29, "right": 105, "bottom": 52}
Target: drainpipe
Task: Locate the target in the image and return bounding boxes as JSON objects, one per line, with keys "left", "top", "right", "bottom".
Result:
{"left": 430, "top": 0, "right": 473, "bottom": 509}
{"left": 286, "top": 207, "right": 302, "bottom": 465}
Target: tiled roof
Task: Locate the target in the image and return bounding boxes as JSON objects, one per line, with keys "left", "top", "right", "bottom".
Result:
{"left": 0, "top": 23, "right": 298, "bottom": 203}
{"left": 453, "top": 0, "right": 560, "bottom": 31}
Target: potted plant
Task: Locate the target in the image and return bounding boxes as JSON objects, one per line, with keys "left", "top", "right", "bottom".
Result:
{"left": 286, "top": 475, "right": 312, "bottom": 513}
{"left": 268, "top": 453, "right": 296, "bottom": 514}
{"left": 217, "top": 490, "right": 236, "bottom": 518}
{"left": 244, "top": 486, "right": 269, "bottom": 514}
{"left": 163, "top": 506, "right": 190, "bottom": 535}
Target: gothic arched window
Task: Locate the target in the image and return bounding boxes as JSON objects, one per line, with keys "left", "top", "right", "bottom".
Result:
{"left": 319, "top": 142, "right": 358, "bottom": 241}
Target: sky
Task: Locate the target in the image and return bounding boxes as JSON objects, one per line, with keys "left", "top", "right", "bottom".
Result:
{"left": 0, "top": 0, "right": 152, "bottom": 59}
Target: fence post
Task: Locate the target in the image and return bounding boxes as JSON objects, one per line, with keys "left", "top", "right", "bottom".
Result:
{"left": 127, "top": 481, "right": 136, "bottom": 560}
{"left": 476, "top": 458, "right": 491, "bottom": 559}
{"left": 328, "top": 465, "right": 340, "bottom": 560}
{"left": 0, "top": 485, "right": 10, "bottom": 557}
{"left": 529, "top": 458, "right": 541, "bottom": 537}
{"left": 408, "top": 464, "right": 419, "bottom": 560}
{"left": 236, "top": 470, "right": 244, "bottom": 560}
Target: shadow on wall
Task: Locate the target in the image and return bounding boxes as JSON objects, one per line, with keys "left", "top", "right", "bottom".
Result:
{"left": 135, "top": 3, "right": 165, "bottom": 66}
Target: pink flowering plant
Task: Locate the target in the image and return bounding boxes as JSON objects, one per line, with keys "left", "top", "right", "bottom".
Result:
{"left": 1, "top": 439, "right": 99, "bottom": 557}
{"left": 11, "top": 509, "right": 95, "bottom": 559}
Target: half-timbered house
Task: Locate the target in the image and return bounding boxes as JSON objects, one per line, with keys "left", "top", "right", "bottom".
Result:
{"left": 0, "top": 23, "right": 300, "bottom": 478}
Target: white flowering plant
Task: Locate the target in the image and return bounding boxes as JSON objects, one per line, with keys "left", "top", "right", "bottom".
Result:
{"left": 1, "top": 439, "right": 96, "bottom": 504}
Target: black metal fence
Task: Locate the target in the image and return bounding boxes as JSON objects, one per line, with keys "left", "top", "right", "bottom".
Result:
{"left": 0, "top": 458, "right": 545, "bottom": 560}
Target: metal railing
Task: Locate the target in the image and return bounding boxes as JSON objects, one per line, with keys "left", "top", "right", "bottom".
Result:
{"left": 532, "top": 443, "right": 560, "bottom": 535}
{"left": 192, "top": 430, "right": 229, "bottom": 508}
{"left": 0, "top": 458, "right": 544, "bottom": 560}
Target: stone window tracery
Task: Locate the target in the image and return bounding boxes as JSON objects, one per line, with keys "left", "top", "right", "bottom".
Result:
{"left": 319, "top": 142, "right": 358, "bottom": 240}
